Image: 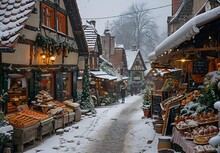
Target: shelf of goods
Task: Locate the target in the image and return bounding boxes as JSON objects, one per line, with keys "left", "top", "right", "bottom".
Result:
{"left": 8, "top": 89, "right": 27, "bottom": 113}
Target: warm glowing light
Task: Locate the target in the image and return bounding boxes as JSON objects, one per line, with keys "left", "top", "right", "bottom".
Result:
{"left": 181, "top": 59, "right": 186, "bottom": 62}
{"left": 41, "top": 53, "right": 46, "bottom": 59}
{"left": 50, "top": 55, "right": 56, "bottom": 62}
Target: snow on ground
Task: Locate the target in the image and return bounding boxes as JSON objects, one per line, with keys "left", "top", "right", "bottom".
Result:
{"left": 24, "top": 95, "right": 160, "bottom": 153}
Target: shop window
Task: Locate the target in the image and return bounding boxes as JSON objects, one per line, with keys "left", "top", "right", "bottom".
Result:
{"left": 7, "top": 74, "right": 27, "bottom": 113}
{"left": 57, "top": 12, "right": 66, "bottom": 34}
{"left": 39, "top": 74, "right": 54, "bottom": 97}
{"left": 42, "top": 4, "right": 55, "bottom": 29}
{"left": 62, "top": 72, "right": 72, "bottom": 99}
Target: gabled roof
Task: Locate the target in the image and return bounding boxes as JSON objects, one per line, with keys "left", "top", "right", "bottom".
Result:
{"left": 0, "top": 0, "right": 36, "bottom": 50}
{"left": 83, "top": 21, "right": 98, "bottom": 49}
{"left": 83, "top": 21, "right": 102, "bottom": 54}
{"left": 125, "top": 49, "right": 139, "bottom": 70}
{"left": 64, "top": 0, "right": 88, "bottom": 55}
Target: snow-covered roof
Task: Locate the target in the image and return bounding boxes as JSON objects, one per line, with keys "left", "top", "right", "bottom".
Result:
{"left": 125, "top": 49, "right": 139, "bottom": 70}
{"left": 90, "top": 70, "right": 117, "bottom": 81}
{"left": 83, "top": 21, "right": 98, "bottom": 50}
{"left": 158, "top": 68, "right": 182, "bottom": 77}
{"left": 90, "top": 70, "right": 107, "bottom": 76}
{"left": 115, "top": 44, "right": 124, "bottom": 49}
{"left": 96, "top": 75, "right": 117, "bottom": 81}
{"left": 144, "top": 62, "right": 152, "bottom": 76}
{"left": 0, "top": 0, "right": 36, "bottom": 48}
{"left": 99, "top": 55, "right": 113, "bottom": 66}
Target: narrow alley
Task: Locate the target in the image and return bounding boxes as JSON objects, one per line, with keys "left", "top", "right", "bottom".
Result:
{"left": 24, "top": 95, "right": 159, "bottom": 153}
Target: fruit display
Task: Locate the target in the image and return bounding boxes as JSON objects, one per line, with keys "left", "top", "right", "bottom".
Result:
{"left": 181, "top": 90, "right": 200, "bottom": 105}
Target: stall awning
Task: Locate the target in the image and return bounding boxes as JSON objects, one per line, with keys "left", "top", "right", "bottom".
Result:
{"left": 96, "top": 75, "right": 117, "bottom": 81}
{"left": 148, "top": 6, "right": 220, "bottom": 61}
{"left": 90, "top": 70, "right": 107, "bottom": 76}
{"left": 90, "top": 70, "right": 118, "bottom": 81}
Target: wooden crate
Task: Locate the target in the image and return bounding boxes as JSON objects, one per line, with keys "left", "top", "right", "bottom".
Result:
{"left": 12, "top": 123, "right": 39, "bottom": 153}
{"left": 37, "top": 118, "right": 53, "bottom": 140}
{"left": 63, "top": 114, "right": 69, "bottom": 127}
{"left": 74, "top": 108, "right": 81, "bottom": 122}
{"left": 53, "top": 116, "right": 64, "bottom": 132}
{"left": 68, "top": 112, "right": 75, "bottom": 124}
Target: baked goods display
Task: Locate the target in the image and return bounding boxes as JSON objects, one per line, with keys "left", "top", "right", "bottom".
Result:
{"left": 194, "top": 145, "right": 216, "bottom": 153}
{"left": 63, "top": 100, "right": 80, "bottom": 109}
{"left": 176, "top": 119, "right": 198, "bottom": 131}
{"left": 19, "top": 109, "right": 51, "bottom": 121}
{"left": 183, "top": 125, "right": 219, "bottom": 143}
{"left": 196, "top": 112, "right": 218, "bottom": 125}
{"left": 175, "top": 110, "right": 218, "bottom": 127}
{"left": 194, "top": 135, "right": 210, "bottom": 145}
{"left": 35, "top": 90, "right": 53, "bottom": 102}
{"left": 7, "top": 113, "right": 39, "bottom": 128}
{"left": 176, "top": 121, "right": 190, "bottom": 131}
{"left": 7, "top": 102, "right": 17, "bottom": 113}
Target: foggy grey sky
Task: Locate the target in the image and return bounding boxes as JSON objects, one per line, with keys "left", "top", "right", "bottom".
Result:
{"left": 76, "top": 0, "right": 172, "bottom": 35}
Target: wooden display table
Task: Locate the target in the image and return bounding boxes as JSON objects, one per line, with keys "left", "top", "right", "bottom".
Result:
{"left": 12, "top": 123, "right": 39, "bottom": 153}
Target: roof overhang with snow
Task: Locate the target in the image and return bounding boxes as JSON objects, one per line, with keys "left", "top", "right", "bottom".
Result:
{"left": 96, "top": 75, "right": 117, "bottom": 81}
{"left": 0, "top": 0, "right": 36, "bottom": 50}
{"left": 148, "top": 6, "right": 220, "bottom": 61}
{"left": 90, "top": 70, "right": 117, "bottom": 81}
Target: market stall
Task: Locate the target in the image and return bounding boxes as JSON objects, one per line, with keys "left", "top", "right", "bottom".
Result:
{"left": 90, "top": 71, "right": 118, "bottom": 105}
{"left": 158, "top": 70, "right": 220, "bottom": 152}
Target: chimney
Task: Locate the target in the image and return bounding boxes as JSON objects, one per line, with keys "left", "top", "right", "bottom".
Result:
{"left": 90, "top": 20, "right": 96, "bottom": 27}
{"left": 172, "top": 0, "right": 183, "bottom": 15}
{"left": 131, "top": 45, "right": 137, "bottom": 51}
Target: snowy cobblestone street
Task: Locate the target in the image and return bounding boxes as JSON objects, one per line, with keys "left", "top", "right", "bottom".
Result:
{"left": 24, "top": 95, "right": 159, "bottom": 153}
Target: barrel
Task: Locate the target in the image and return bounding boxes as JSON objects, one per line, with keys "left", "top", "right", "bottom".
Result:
{"left": 154, "top": 124, "right": 163, "bottom": 134}
{"left": 157, "top": 136, "right": 172, "bottom": 150}
{"left": 3, "top": 148, "right": 11, "bottom": 153}
{"left": 158, "top": 148, "right": 175, "bottom": 153}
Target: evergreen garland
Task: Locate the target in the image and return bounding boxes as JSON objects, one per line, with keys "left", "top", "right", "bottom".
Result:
{"left": 34, "top": 33, "right": 75, "bottom": 54}
{"left": 81, "top": 64, "right": 94, "bottom": 111}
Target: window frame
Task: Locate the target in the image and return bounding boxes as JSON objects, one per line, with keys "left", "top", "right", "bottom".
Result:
{"left": 57, "top": 11, "right": 67, "bottom": 34}
{"left": 42, "top": 4, "right": 55, "bottom": 29}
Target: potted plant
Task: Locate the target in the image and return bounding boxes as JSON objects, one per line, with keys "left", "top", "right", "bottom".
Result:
{"left": 0, "top": 131, "right": 12, "bottom": 152}
{"left": 141, "top": 84, "right": 152, "bottom": 117}
{"left": 142, "top": 100, "right": 150, "bottom": 117}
